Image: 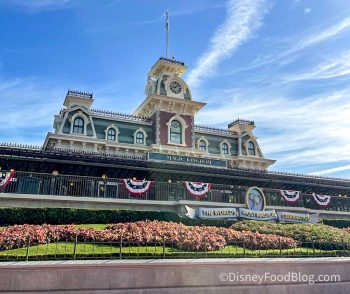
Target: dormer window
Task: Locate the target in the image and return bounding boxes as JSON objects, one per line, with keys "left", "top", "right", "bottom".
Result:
{"left": 73, "top": 117, "right": 84, "bottom": 134}
{"left": 248, "top": 141, "right": 256, "bottom": 155}
{"left": 170, "top": 120, "right": 182, "bottom": 144}
{"left": 222, "top": 143, "right": 229, "bottom": 155}
{"left": 199, "top": 140, "right": 207, "bottom": 151}
{"left": 107, "top": 128, "right": 116, "bottom": 141}
{"left": 136, "top": 132, "right": 145, "bottom": 144}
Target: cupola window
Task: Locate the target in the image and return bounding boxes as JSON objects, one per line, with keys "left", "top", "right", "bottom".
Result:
{"left": 222, "top": 143, "right": 229, "bottom": 155}
{"left": 170, "top": 120, "right": 182, "bottom": 144}
{"left": 199, "top": 140, "right": 207, "bottom": 151}
{"left": 248, "top": 141, "right": 255, "bottom": 155}
{"left": 73, "top": 117, "right": 84, "bottom": 134}
{"left": 136, "top": 131, "right": 145, "bottom": 144}
{"left": 107, "top": 128, "right": 116, "bottom": 141}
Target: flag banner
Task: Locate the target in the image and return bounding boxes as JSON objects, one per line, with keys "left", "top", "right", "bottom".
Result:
{"left": 279, "top": 190, "right": 300, "bottom": 203}
{"left": 184, "top": 181, "right": 211, "bottom": 199}
{"left": 166, "top": 11, "right": 169, "bottom": 32}
{"left": 239, "top": 208, "right": 277, "bottom": 221}
{"left": 122, "top": 179, "right": 153, "bottom": 196}
{"left": 185, "top": 206, "right": 238, "bottom": 220}
{"left": 312, "top": 193, "right": 331, "bottom": 207}
{"left": 0, "top": 170, "right": 14, "bottom": 189}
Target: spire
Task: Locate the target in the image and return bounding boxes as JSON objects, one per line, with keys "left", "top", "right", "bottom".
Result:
{"left": 165, "top": 10, "right": 169, "bottom": 58}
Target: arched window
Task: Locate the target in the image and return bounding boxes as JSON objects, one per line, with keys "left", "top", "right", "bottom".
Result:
{"left": 73, "top": 117, "right": 84, "bottom": 134}
{"left": 136, "top": 131, "right": 145, "bottom": 144}
{"left": 199, "top": 140, "right": 206, "bottom": 151}
{"left": 248, "top": 141, "right": 255, "bottom": 155}
{"left": 170, "top": 120, "right": 182, "bottom": 144}
{"left": 107, "top": 128, "right": 116, "bottom": 141}
{"left": 222, "top": 143, "right": 229, "bottom": 155}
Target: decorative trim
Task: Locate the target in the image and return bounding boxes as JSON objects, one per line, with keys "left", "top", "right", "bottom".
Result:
{"left": 70, "top": 112, "right": 89, "bottom": 135}
{"left": 312, "top": 193, "right": 331, "bottom": 207}
{"left": 0, "top": 170, "right": 15, "bottom": 189}
{"left": 104, "top": 124, "right": 119, "bottom": 142}
{"left": 122, "top": 179, "right": 153, "bottom": 196}
{"left": 184, "top": 181, "right": 211, "bottom": 199}
{"left": 166, "top": 114, "right": 188, "bottom": 146}
{"left": 219, "top": 139, "right": 231, "bottom": 155}
{"left": 197, "top": 136, "right": 209, "bottom": 152}
{"left": 134, "top": 128, "right": 147, "bottom": 145}
{"left": 280, "top": 190, "right": 300, "bottom": 203}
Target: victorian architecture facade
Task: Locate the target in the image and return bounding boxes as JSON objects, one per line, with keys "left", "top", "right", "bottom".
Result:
{"left": 44, "top": 57, "right": 275, "bottom": 171}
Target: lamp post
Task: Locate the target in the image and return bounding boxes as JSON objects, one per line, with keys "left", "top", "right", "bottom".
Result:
{"left": 101, "top": 174, "right": 107, "bottom": 198}
{"left": 51, "top": 170, "right": 59, "bottom": 195}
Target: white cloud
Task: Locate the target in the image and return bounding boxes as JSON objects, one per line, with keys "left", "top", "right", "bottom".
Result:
{"left": 312, "top": 164, "right": 350, "bottom": 176}
{"left": 287, "top": 17, "right": 350, "bottom": 54}
{"left": 186, "top": 0, "right": 269, "bottom": 88}
{"left": 196, "top": 88, "right": 350, "bottom": 172}
{"left": 283, "top": 50, "right": 350, "bottom": 82}
{"left": 235, "top": 16, "right": 350, "bottom": 72}
{"left": 2, "top": 0, "right": 72, "bottom": 11}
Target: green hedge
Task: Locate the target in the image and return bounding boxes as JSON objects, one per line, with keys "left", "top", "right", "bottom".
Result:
{"left": 0, "top": 208, "right": 234, "bottom": 227}
{"left": 323, "top": 219, "right": 350, "bottom": 229}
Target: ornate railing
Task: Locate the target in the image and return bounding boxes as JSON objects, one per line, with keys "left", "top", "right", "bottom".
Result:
{"left": 228, "top": 119, "right": 255, "bottom": 128}
{"left": 195, "top": 125, "right": 237, "bottom": 137}
{"left": 67, "top": 89, "right": 93, "bottom": 99}
{"left": 159, "top": 57, "right": 185, "bottom": 66}
{"left": 1, "top": 171, "right": 350, "bottom": 212}
{"left": 90, "top": 109, "right": 151, "bottom": 123}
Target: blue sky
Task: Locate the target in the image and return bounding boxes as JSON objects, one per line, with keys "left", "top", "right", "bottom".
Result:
{"left": 1, "top": 0, "right": 350, "bottom": 178}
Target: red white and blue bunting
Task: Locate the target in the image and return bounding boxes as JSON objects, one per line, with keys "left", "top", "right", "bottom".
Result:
{"left": 312, "top": 193, "right": 331, "bottom": 207}
{"left": 184, "top": 182, "right": 211, "bottom": 199}
{"left": 122, "top": 179, "right": 153, "bottom": 196}
{"left": 279, "top": 190, "right": 300, "bottom": 203}
{"left": 0, "top": 170, "right": 14, "bottom": 189}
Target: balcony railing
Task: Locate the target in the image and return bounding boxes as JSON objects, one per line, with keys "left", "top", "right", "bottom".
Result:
{"left": 1, "top": 171, "right": 350, "bottom": 212}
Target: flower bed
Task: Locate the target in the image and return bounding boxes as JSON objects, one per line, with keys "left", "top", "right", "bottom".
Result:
{"left": 0, "top": 221, "right": 298, "bottom": 252}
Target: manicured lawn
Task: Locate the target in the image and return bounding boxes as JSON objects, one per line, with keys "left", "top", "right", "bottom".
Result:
{"left": 0, "top": 242, "right": 338, "bottom": 260}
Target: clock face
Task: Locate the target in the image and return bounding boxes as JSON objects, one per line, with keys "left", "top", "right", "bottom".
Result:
{"left": 169, "top": 81, "right": 182, "bottom": 94}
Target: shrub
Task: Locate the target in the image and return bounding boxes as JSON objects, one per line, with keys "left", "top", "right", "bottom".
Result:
{"left": 0, "top": 221, "right": 298, "bottom": 252}
{"left": 0, "top": 208, "right": 234, "bottom": 227}
{"left": 231, "top": 220, "right": 350, "bottom": 245}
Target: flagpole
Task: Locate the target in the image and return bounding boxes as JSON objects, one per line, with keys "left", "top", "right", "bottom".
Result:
{"left": 166, "top": 10, "right": 169, "bottom": 58}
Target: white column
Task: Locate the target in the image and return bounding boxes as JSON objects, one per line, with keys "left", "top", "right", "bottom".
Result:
{"left": 238, "top": 137, "right": 242, "bottom": 156}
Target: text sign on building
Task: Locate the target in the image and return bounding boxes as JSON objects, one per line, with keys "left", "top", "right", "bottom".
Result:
{"left": 148, "top": 152, "right": 227, "bottom": 168}
{"left": 198, "top": 207, "right": 238, "bottom": 219}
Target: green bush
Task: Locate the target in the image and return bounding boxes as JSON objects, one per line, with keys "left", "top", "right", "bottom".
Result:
{"left": 323, "top": 219, "right": 350, "bottom": 229}
{"left": 0, "top": 208, "right": 234, "bottom": 227}
{"left": 231, "top": 220, "right": 350, "bottom": 246}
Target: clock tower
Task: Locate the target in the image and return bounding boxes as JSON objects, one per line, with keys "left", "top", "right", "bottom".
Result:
{"left": 133, "top": 57, "right": 206, "bottom": 151}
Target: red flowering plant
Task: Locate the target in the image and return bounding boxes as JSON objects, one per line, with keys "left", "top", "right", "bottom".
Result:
{"left": 0, "top": 221, "right": 298, "bottom": 252}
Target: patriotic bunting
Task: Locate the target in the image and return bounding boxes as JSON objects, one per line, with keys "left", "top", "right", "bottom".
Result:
{"left": 279, "top": 190, "right": 300, "bottom": 203}
{"left": 312, "top": 193, "right": 331, "bottom": 207}
{"left": 184, "top": 181, "right": 211, "bottom": 199}
{"left": 0, "top": 170, "right": 15, "bottom": 189}
{"left": 122, "top": 179, "right": 153, "bottom": 196}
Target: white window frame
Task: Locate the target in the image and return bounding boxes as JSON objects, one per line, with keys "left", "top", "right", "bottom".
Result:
{"left": 248, "top": 140, "right": 256, "bottom": 156}
{"left": 219, "top": 139, "right": 232, "bottom": 156}
{"left": 134, "top": 128, "right": 147, "bottom": 145}
{"left": 105, "top": 124, "right": 119, "bottom": 142}
{"left": 166, "top": 114, "right": 188, "bottom": 146}
{"left": 70, "top": 112, "right": 89, "bottom": 135}
{"left": 197, "top": 136, "right": 209, "bottom": 153}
